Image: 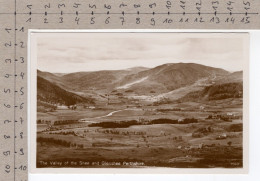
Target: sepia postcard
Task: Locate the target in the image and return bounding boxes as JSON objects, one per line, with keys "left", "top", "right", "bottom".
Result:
{"left": 29, "top": 32, "right": 249, "bottom": 174}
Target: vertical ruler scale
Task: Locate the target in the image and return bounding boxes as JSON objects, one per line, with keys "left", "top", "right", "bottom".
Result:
{"left": 14, "top": 1, "right": 17, "bottom": 180}
{"left": 0, "top": 0, "right": 260, "bottom": 181}
{"left": 0, "top": 1, "right": 28, "bottom": 181}
{"left": 0, "top": 1, "right": 16, "bottom": 181}
{"left": 15, "top": 0, "right": 28, "bottom": 180}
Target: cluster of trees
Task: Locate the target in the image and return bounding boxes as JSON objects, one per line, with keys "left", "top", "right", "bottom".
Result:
{"left": 49, "top": 131, "right": 77, "bottom": 136}
{"left": 153, "top": 97, "right": 172, "bottom": 106}
{"left": 150, "top": 118, "right": 178, "bottom": 124}
{"left": 89, "top": 118, "right": 198, "bottom": 128}
{"left": 37, "top": 137, "right": 84, "bottom": 148}
{"left": 101, "top": 129, "right": 120, "bottom": 134}
{"left": 150, "top": 118, "right": 198, "bottom": 124}
{"left": 207, "top": 114, "right": 240, "bottom": 122}
{"left": 89, "top": 120, "right": 140, "bottom": 128}
{"left": 173, "top": 136, "right": 183, "bottom": 141}
{"left": 179, "top": 118, "right": 198, "bottom": 124}
{"left": 99, "top": 129, "right": 147, "bottom": 135}
{"left": 192, "top": 126, "right": 213, "bottom": 138}
{"left": 37, "top": 120, "right": 51, "bottom": 124}
{"left": 157, "top": 108, "right": 182, "bottom": 112}
{"left": 205, "top": 82, "right": 243, "bottom": 100}
{"left": 228, "top": 124, "right": 243, "bottom": 132}
{"left": 43, "top": 127, "right": 61, "bottom": 132}
{"left": 53, "top": 120, "right": 79, "bottom": 125}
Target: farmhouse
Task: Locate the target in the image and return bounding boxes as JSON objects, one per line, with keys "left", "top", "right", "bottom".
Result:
{"left": 216, "top": 133, "right": 227, "bottom": 140}
{"left": 178, "top": 118, "right": 184, "bottom": 123}
{"left": 57, "top": 105, "right": 69, "bottom": 110}
{"left": 227, "top": 112, "right": 233, "bottom": 116}
{"left": 187, "top": 143, "right": 204, "bottom": 150}
{"left": 199, "top": 106, "right": 205, "bottom": 110}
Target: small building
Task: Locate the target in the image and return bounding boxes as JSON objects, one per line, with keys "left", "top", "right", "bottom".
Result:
{"left": 57, "top": 105, "right": 69, "bottom": 110}
{"left": 198, "top": 143, "right": 204, "bottom": 149}
{"left": 178, "top": 118, "right": 184, "bottom": 123}
{"left": 200, "top": 106, "right": 205, "bottom": 110}
{"left": 227, "top": 112, "right": 233, "bottom": 116}
{"left": 216, "top": 133, "right": 227, "bottom": 140}
{"left": 160, "top": 131, "right": 166, "bottom": 136}
{"left": 85, "top": 105, "right": 95, "bottom": 109}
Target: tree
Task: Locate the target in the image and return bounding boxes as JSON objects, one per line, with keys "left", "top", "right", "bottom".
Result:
{"left": 227, "top": 141, "right": 232, "bottom": 146}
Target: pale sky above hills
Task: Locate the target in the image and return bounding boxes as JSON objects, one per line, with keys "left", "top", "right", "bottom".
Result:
{"left": 35, "top": 33, "right": 248, "bottom": 73}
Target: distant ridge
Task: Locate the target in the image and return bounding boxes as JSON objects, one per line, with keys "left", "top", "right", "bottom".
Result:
{"left": 115, "top": 63, "right": 229, "bottom": 93}
{"left": 37, "top": 63, "right": 239, "bottom": 97}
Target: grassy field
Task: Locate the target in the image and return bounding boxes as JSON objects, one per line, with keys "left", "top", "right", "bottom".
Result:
{"left": 36, "top": 98, "right": 243, "bottom": 168}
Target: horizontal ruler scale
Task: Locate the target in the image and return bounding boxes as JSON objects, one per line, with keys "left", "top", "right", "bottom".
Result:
{"left": 0, "top": 0, "right": 259, "bottom": 28}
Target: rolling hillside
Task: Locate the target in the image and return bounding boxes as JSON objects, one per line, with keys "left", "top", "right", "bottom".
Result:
{"left": 178, "top": 82, "right": 243, "bottom": 102}
{"left": 215, "top": 71, "right": 243, "bottom": 84}
{"left": 38, "top": 70, "right": 70, "bottom": 90}
{"left": 115, "top": 63, "right": 229, "bottom": 93}
{"left": 37, "top": 76, "right": 94, "bottom": 106}
{"left": 38, "top": 67, "right": 148, "bottom": 91}
{"left": 37, "top": 63, "right": 242, "bottom": 103}
{"left": 38, "top": 63, "right": 229, "bottom": 94}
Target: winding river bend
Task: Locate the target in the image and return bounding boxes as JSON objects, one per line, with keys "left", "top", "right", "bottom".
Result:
{"left": 79, "top": 108, "right": 141, "bottom": 122}
{"left": 93, "top": 109, "right": 128, "bottom": 119}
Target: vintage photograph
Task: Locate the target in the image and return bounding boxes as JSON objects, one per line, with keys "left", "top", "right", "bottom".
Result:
{"left": 31, "top": 32, "right": 248, "bottom": 170}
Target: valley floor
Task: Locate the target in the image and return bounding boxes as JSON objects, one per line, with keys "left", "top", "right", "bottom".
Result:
{"left": 36, "top": 98, "right": 243, "bottom": 168}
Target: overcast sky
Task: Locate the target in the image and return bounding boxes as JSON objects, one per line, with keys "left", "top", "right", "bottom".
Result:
{"left": 36, "top": 33, "right": 248, "bottom": 73}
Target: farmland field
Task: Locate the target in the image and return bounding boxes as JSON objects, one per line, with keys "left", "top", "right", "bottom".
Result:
{"left": 37, "top": 97, "right": 243, "bottom": 168}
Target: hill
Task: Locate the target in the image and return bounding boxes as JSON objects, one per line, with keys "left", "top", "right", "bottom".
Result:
{"left": 61, "top": 70, "right": 130, "bottom": 91}
{"left": 37, "top": 63, "right": 242, "bottom": 101}
{"left": 37, "top": 70, "right": 70, "bottom": 90}
{"left": 116, "top": 63, "right": 229, "bottom": 93}
{"left": 37, "top": 76, "right": 94, "bottom": 106}
{"left": 215, "top": 71, "right": 243, "bottom": 84}
{"left": 38, "top": 68, "right": 149, "bottom": 92}
{"left": 178, "top": 82, "right": 243, "bottom": 102}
